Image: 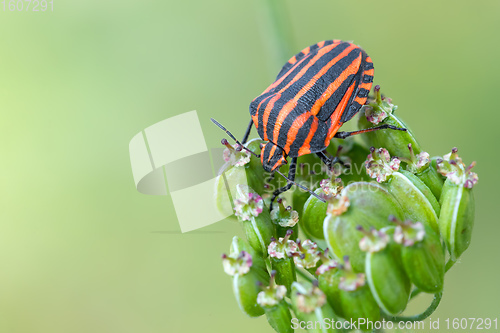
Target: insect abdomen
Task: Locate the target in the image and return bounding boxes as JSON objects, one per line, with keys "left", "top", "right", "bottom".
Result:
{"left": 250, "top": 40, "right": 373, "bottom": 157}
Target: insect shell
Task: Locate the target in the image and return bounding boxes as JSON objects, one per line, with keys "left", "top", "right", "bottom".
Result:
{"left": 249, "top": 40, "right": 374, "bottom": 172}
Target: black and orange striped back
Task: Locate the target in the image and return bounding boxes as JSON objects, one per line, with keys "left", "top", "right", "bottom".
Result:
{"left": 250, "top": 40, "right": 374, "bottom": 158}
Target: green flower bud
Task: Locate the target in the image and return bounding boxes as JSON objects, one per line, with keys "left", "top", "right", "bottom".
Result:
{"left": 402, "top": 144, "right": 444, "bottom": 200}
{"left": 301, "top": 178, "right": 343, "bottom": 240}
{"left": 324, "top": 182, "right": 403, "bottom": 272}
{"left": 230, "top": 236, "right": 267, "bottom": 272}
{"left": 234, "top": 185, "right": 276, "bottom": 256}
{"left": 271, "top": 197, "right": 299, "bottom": 240}
{"left": 392, "top": 217, "right": 445, "bottom": 293}
{"left": 257, "top": 271, "right": 293, "bottom": 333}
{"left": 268, "top": 230, "right": 298, "bottom": 292}
{"left": 437, "top": 148, "right": 477, "bottom": 259}
{"left": 290, "top": 281, "right": 339, "bottom": 333}
{"left": 362, "top": 226, "right": 411, "bottom": 315}
{"left": 317, "top": 263, "right": 340, "bottom": 309}
{"left": 231, "top": 266, "right": 268, "bottom": 317}
{"left": 292, "top": 187, "right": 312, "bottom": 219}
{"left": 257, "top": 272, "right": 287, "bottom": 307}
{"left": 357, "top": 86, "right": 421, "bottom": 160}
{"left": 214, "top": 166, "right": 248, "bottom": 218}
{"left": 365, "top": 147, "right": 440, "bottom": 233}
{"left": 222, "top": 238, "right": 270, "bottom": 317}
{"left": 265, "top": 304, "right": 294, "bottom": 333}
{"left": 229, "top": 236, "right": 270, "bottom": 274}
{"left": 292, "top": 154, "right": 329, "bottom": 216}
{"left": 327, "top": 257, "right": 381, "bottom": 331}
{"left": 316, "top": 248, "right": 339, "bottom": 276}
{"left": 246, "top": 138, "right": 286, "bottom": 197}
{"left": 316, "top": 252, "right": 342, "bottom": 315}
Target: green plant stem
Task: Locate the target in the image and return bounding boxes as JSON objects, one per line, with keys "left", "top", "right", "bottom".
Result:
{"left": 445, "top": 258, "right": 456, "bottom": 272}
{"left": 384, "top": 291, "right": 443, "bottom": 323}
{"left": 409, "top": 287, "right": 422, "bottom": 300}
{"left": 260, "top": 0, "right": 294, "bottom": 71}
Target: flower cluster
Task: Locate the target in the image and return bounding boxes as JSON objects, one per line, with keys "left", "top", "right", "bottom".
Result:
{"left": 216, "top": 87, "right": 478, "bottom": 333}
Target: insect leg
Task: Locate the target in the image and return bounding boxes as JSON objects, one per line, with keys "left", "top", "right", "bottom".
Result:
{"left": 241, "top": 119, "right": 254, "bottom": 144}
{"left": 334, "top": 124, "right": 406, "bottom": 139}
{"left": 316, "top": 150, "right": 346, "bottom": 170}
{"left": 270, "top": 158, "right": 326, "bottom": 210}
{"left": 270, "top": 158, "right": 298, "bottom": 211}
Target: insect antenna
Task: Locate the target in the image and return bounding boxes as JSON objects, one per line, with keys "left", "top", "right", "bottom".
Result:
{"left": 210, "top": 118, "right": 260, "bottom": 158}
{"left": 275, "top": 170, "right": 326, "bottom": 203}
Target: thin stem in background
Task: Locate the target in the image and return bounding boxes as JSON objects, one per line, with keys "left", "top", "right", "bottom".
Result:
{"left": 259, "top": 0, "right": 295, "bottom": 75}
{"left": 445, "top": 258, "right": 457, "bottom": 272}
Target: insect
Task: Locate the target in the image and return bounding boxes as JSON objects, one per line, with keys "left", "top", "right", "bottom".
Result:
{"left": 213, "top": 40, "right": 405, "bottom": 208}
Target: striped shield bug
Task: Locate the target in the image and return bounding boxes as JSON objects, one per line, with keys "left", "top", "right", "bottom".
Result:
{"left": 213, "top": 40, "right": 406, "bottom": 208}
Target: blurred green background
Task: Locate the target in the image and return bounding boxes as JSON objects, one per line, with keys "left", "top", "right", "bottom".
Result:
{"left": 0, "top": 0, "right": 499, "bottom": 332}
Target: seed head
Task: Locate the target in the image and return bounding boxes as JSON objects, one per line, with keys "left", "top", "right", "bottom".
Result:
{"left": 233, "top": 185, "right": 264, "bottom": 221}
{"left": 437, "top": 148, "right": 478, "bottom": 188}
{"left": 338, "top": 256, "right": 366, "bottom": 291}
{"left": 268, "top": 229, "right": 299, "bottom": 259}
{"left": 270, "top": 198, "right": 299, "bottom": 228}
{"left": 326, "top": 194, "right": 350, "bottom": 216}
{"left": 320, "top": 177, "right": 344, "bottom": 198}
{"left": 364, "top": 85, "right": 397, "bottom": 124}
{"left": 256, "top": 270, "right": 287, "bottom": 307}
{"left": 290, "top": 239, "right": 320, "bottom": 269}
{"left": 222, "top": 250, "right": 253, "bottom": 276}
{"left": 405, "top": 143, "right": 430, "bottom": 173}
{"left": 357, "top": 226, "right": 390, "bottom": 253}
{"left": 315, "top": 248, "right": 339, "bottom": 275}
{"left": 365, "top": 147, "right": 401, "bottom": 182}
{"left": 391, "top": 216, "right": 426, "bottom": 247}
{"left": 295, "top": 283, "right": 327, "bottom": 313}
